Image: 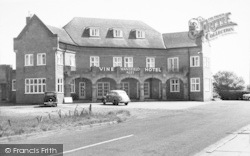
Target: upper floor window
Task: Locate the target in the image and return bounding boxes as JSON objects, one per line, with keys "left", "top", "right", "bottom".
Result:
{"left": 37, "top": 53, "right": 46, "bottom": 66}
{"left": 90, "top": 56, "right": 100, "bottom": 67}
{"left": 12, "top": 79, "right": 16, "bottom": 91}
{"left": 191, "top": 78, "right": 200, "bottom": 92}
{"left": 113, "top": 29, "right": 123, "bottom": 38}
{"left": 113, "top": 57, "right": 122, "bottom": 67}
{"left": 190, "top": 56, "right": 200, "bottom": 67}
{"left": 65, "top": 53, "right": 76, "bottom": 67}
{"left": 203, "top": 57, "right": 210, "bottom": 68}
{"left": 89, "top": 28, "right": 100, "bottom": 37}
{"left": 57, "top": 52, "right": 63, "bottom": 65}
{"left": 25, "top": 78, "right": 46, "bottom": 94}
{"left": 168, "top": 57, "right": 179, "bottom": 72}
{"left": 136, "top": 30, "right": 145, "bottom": 39}
{"left": 146, "top": 57, "right": 155, "bottom": 68}
{"left": 124, "top": 57, "right": 133, "bottom": 67}
{"left": 25, "top": 54, "right": 33, "bottom": 66}
{"left": 170, "top": 79, "right": 180, "bottom": 92}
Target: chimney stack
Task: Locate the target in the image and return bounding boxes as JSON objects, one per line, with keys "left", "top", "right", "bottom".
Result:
{"left": 26, "top": 11, "right": 33, "bottom": 25}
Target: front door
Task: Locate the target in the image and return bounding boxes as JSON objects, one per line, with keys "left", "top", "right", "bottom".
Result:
{"left": 79, "top": 82, "right": 86, "bottom": 99}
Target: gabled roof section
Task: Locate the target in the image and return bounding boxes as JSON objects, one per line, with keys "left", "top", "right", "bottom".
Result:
{"left": 63, "top": 17, "right": 166, "bottom": 49}
{"left": 15, "top": 14, "right": 56, "bottom": 40}
{"left": 162, "top": 32, "right": 199, "bottom": 48}
{"left": 46, "top": 25, "right": 76, "bottom": 45}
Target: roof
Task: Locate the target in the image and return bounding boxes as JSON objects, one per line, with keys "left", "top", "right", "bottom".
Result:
{"left": 62, "top": 17, "right": 166, "bottom": 49}
{"left": 162, "top": 32, "right": 199, "bottom": 48}
{"left": 46, "top": 25, "right": 76, "bottom": 45}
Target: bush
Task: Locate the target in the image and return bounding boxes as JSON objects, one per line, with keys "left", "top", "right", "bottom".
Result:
{"left": 219, "top": 90, "right": 250, "bottom": 100}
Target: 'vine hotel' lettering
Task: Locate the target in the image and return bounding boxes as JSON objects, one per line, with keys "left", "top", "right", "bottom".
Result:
{"left": 99, "top": 67, "right": 162, "bottom": 74}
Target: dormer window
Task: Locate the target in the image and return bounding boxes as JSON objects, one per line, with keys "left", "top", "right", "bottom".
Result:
{"left": 89, "top": 28, "right": 99, "bottom": 37}
{"left": 136, "top": 30, "right": 145, "bottom": 39}
{"left": 113, "top": 29, "right": 123, "bottom": 38}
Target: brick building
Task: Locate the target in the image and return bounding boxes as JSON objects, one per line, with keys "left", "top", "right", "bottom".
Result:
{"left": 0, "top": 65, "right": 15, "bottom": 103}
{"left": 13, "top": 14, "right": 212, "bottom": 104}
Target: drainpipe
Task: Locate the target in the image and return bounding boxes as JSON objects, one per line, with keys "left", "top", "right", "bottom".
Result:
{"left": 188, "top": 48, "right": 191, "bottom": 101}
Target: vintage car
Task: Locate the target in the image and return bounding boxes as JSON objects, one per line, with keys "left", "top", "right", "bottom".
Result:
{"left": 101, "top": 90, "right": 130, "bottom": 105}
{"left": 43, "top": 92, "right": 58, "bottom": 107}
{"left": 242, "top": 93, "right": 250, "bottom": 100}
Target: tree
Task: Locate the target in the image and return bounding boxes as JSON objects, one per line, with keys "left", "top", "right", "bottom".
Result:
{"left": 213, "top": 71, "right": 245, "bottom": 91}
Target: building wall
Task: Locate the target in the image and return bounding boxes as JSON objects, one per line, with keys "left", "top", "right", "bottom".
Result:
{"left": 14, "top": 18, "right": 58, "bottom": 104}
{"left": 0, "top": 65, "right": 13, "bottom": 102}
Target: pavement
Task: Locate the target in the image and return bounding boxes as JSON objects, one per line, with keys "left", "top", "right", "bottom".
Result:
{"left": 196, "top": 124, "right": 250, "bottom": 156}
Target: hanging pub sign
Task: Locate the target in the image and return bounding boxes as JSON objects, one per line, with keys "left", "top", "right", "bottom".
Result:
{"left": 188, "top": 12, "right": 237, "bottom": 41}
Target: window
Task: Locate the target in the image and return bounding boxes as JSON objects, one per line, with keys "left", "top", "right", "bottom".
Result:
{"left": 121, "top": 82, "right": 129, "bottom": 95}
{"left": 146, "top": 57, "right": 155, "bottom": 68}
{"left": 37, "top": 53, "right": 46, "bottom": 65}
{"left": 203, "top": 57, "right": 210, "bottom": 68}
{"left": 97, "top": 82, "right": 110, "bottom": 97}
{"left": 89, "top": 28, "right": 100, "bottom": 37}
{"left": 57, "top": 78, "right": 64, "bottom": 93}
{"left": 124, "top": 57, "right": 133, "bottom": 67}
{"left": 191, "top": 78, "right": 200, "bottom": 92}
{"left": 90, "top": 56, "right": 99, "bottom": 67}
{"left": 113, "top": 57, "right": 122, "bottom": 67}
{"left": 12, "top": 79, "right": 16, "bottom": 91}
{"left": 168, "top": 57, "right": 179, "bottom": 72}
{"left": 113, "top": 29, "right": 123, "bottom": 38}
{"left": 170, "top": 79, "right": 180, "bottom": 92}
{"left": 65, "top": 53, "right": 76, "bottom": 67}
{"left": 136, "top": 30, "right": 145, "bottom": 39}
{"left": 25, "top": 54, "right": 33, "bottom": 66}
{"left": 205, "top": 78, "right": 210, "bottom": 92}
{"left": 57, "top": 52, "right": 63, "bottom": 65}
{"left": 144, "top": 82, "right": 150, "bottom": 98}
{"left": 70, "top": 79, "right": 75, "bottom": 93}
{"left": 25, "top": 78, "right": 46, "bottom": 94}
{"left": 190, "top": 56, "right": 200, "bottom": 67}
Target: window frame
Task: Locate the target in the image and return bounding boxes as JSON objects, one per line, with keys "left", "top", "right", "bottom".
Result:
{"left": 89, "top": 28, "right": 100, "bottom": 37}
{"left": 168, "top": 57, "right": 179, "bottom": 72}
{"left": 113, "top": 57, "right": 123, "bottom": 67}
{"left": 136, "top": 30, "right": 145, "bottom": 39}
{"left": 25, "top": 78, "right": 46, "bottom": 94}
{"left": 12, "top": 79, "right": 16, "bottom": 91}
{"left": 146, "top": 57, "right": 155, "bottom": 68}
{"left": 170, "top": 79, "right": 180, "bottom": 92}
{"left": 37, "top": 53, "right": 46, "bottom": 66}
{"left": 190, "top": 77, "right": 200, "bottom": 92}
{"left": 190, "top": 56, "right": 200, "bottom": 67}
{"left": 24, "top": 54, "right": 34, "bottom": 66}
{"left": 124, "top": 57, "right": 133, "bottom": 67}
{"left": 90, "top": 56, "right": 100, "bottom": 67}
{"left": 113, "top": 29, "right": 123, "bottom": 38}
{"left": 57, "top": 78, "right": 64, "bottom": 93}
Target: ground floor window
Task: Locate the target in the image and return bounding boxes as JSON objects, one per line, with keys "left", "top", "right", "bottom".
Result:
{"left": 191, "top": 78, "right": 200, "bottom": 92}
{"left": 121, "top": 82, "right": 129, "bottom": 95}
{"left": 79, "top": 82, "right": 86, "bottom": 99}
{"left": 57, "top": 78, "right": 64, "bottom": 93}
{"left": 144, "top": 82, "right": 150, "bottom": 98}
{"left": 170, "top": 79, "right": 180, "bottom": 92}
{"left": 97, "top": 82, "right": 110, "bottom": 97}
{"left": 25, "top": 78, "right": 46, "bottom": 94}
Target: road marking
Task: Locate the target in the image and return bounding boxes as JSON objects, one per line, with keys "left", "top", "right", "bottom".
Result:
{"left": 50, "top": 134, "right": 134, "bottom": 156}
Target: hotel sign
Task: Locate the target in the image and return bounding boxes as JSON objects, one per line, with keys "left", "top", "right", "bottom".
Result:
{"left": 98, "top": 67, "right": 162, "bottom": 74}
{"left": 188, "top": 12, "right": 237, "bottom": 41}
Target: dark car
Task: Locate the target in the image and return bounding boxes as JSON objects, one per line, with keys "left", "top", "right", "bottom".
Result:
{"left": 43, "top": 92, "right": 57, "bottom": 107}
{"left": 101, "top": 90, "right": 130, "bottom": 105}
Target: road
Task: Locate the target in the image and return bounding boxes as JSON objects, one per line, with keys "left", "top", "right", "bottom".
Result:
{"left": 3, "top": 101, "right": 250, "bottom": 156}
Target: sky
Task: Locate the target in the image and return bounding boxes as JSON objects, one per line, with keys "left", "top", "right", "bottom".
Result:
{"left": 0, "top": 0, "right": 249, "bottom": 84}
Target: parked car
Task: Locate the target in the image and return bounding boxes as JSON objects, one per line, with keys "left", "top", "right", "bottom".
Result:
{"left": 43, "top": 92, "right": 57, "bottom": 107}
{"left": 101, "top": 90, "right": 130, "bottom": 105}
{"left": 242, "top": 93, "right": 250, "bottom": 100}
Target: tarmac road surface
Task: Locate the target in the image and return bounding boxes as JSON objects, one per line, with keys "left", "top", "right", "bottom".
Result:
{"left": 2, "top": 101, "right": 250, "bottom": 156}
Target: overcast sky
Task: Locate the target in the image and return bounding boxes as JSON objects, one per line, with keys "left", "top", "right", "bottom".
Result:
{"left": 0, "top": 0, "right": 249, "bottom": 84}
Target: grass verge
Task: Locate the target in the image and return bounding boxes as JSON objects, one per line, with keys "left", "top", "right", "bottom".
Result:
{"left": 0, "top": 106, "right": 131, "bottom": 138}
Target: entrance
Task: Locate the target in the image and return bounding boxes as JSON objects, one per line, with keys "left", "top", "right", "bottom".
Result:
{"left": 79, "top": 82, "right": 86, "bottom": 99}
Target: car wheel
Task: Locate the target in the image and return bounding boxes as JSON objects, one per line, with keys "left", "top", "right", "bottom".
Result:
{"left": 125, "top": 103, "right": 128, "bottom": 105}
{"left": 113, "top": 100, "right": 118, "bottom": 105}
{"left": 248, "top": 97, "right": 250, "bottom": 101}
